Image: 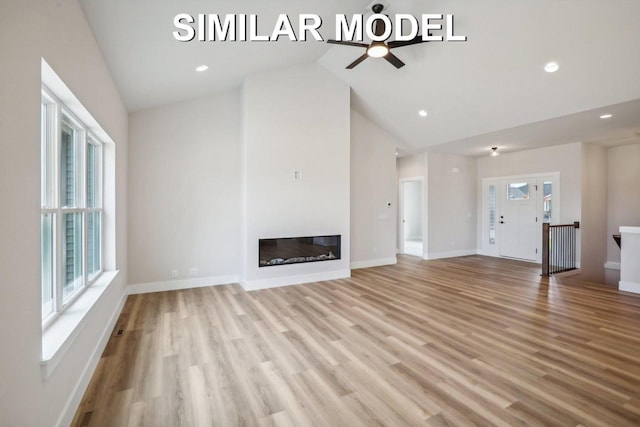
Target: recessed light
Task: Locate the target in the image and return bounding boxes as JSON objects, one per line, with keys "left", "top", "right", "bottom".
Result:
{"left": 544, "top": 62, "right": 559, "bottom": 73}
{"left": 600, "top": 114, "right": 613, "bottom": 119}
{"left": 490, "top": 147, "right": 500, "bottom": 157}
{"left": 418, "top": 110, "right": 428, "bottom": 117}
{"left": 195, "top": 65, "right": 209, "bottom": 72}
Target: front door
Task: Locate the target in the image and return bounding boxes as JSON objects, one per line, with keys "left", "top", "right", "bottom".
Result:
{"left": 499, "top": 178, "right": 538, "bottom": 261}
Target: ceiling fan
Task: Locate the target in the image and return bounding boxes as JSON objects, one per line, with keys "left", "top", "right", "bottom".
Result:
{"left": 327, "top": 3, "right": 427, "bottom": 69}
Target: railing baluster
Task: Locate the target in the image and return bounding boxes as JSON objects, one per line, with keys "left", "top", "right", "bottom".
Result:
{"left": 542, "top": 222, "right": 579, "bottom": 276}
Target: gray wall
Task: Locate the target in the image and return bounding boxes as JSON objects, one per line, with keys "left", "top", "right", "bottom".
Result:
{"left": 350, "top": 110, "right": 398, "bottom": 266}
{"left": 427, "top": 152, "right": 477, "bottom": 257}
{"left": 605, "top": 143, "right": 640, "bottom": 284}
{"left": 0, "top": 0, "right": 128, "bottom": 425}
{"left": 128, "top": 90, "right": 242, "bottom": 285}
{"left": 580, "top": 144, "right": 607, "bottom": 283}
{"left": 396, "top": 152, "right": 477, "bottom": 259}
{"left": 242, "top": 63, "right": 351, "bottom": 286}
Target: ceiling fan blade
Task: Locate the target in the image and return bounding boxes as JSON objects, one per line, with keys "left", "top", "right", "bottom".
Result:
{"left": 346, "top": 53, "right": 369, "bottom": 69}
{"left": 384, "top": 52, "right": 405, "bottom": 69}
{"left": 374, "top": 17, "right": 387, "bottom": 38}
{"left": 326, "top": 39, "right": 370, "bottom": 48}
{"left": 387, "top": 35, "right": 427, "bottom": 49}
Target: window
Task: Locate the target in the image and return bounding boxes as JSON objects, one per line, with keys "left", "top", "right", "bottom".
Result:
{"left": 41, "top": 87, "right": 103, "bottom": 325}
{"left": 507, "top": 182, "right": 529, "bottom": 200}
{"left": 543, "top": 181, "right": 552, "bottom": 223}
{"left": 488, "top": 184, "right": 496, "bottom": 244}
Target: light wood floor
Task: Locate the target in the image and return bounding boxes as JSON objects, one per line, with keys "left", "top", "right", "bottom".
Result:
{"left": 72, "top": 255, "right": 640, "bottom": 426}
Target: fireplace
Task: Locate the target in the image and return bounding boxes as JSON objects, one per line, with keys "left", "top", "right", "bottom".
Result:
{"left": 259, "top": 235, "right": 341, "bottom": 267}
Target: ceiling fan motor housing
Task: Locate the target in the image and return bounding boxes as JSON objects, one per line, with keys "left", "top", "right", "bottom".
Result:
{"left": 367, "top": 0, "right": 390, "bottom": 13}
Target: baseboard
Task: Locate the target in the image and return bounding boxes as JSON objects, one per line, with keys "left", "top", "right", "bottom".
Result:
{"left": 128, "top": 275, "right": 239, "bottom": 295}
{"left": 56, "top": 290, "right": 128, "bottom": 427}
{"left": 604, "top": 262, "right": 621, "bottom": 271}
{"left": 241, "top": 269, "right": 351, "bottom": 291}
{"left": 619, "top": 281, "right": 640, "bottom": 294}
{"left": 425, "top": 249, "right": 478, "bottom": 260}
{"left": 351, "top": 257, "right": 397, "bottom": 270}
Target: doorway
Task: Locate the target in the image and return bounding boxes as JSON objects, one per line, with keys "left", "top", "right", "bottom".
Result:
{"left": 482, "top": 173, "right": 559, "bottom": 263}
{"left": 399, "top": 178, "right": 424, "bottom": 257}
{"left": 499, "top": 178, "right": 538, "bottom": 261}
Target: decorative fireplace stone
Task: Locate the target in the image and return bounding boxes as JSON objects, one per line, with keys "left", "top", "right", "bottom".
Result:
{"left": 259, "top": 235, "right": 341, "bottom": 267}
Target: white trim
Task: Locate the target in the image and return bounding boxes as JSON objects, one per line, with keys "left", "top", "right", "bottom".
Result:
{"left": 604, "top": 262, "right": 621, "bottom": 271}
{"left": 351, "top": 257, "right": 397, "bottom": 270}
{"left": 42, "top": 58, "right": 115, "bottom": 145}
{"left": 620, "top": 226, "right": 640, "bottom": 234}
{"left": 127, "top": 275, "right": 239, "bottom": 295}
{"left": 425, "top": 249, "right": 478, "bottom": 260}
{"left": 241, "top": 269, "right": 350, "bottom": 291}
{"left": 41, "top": 270, "right": 119, "bottom": 378}
{"left": 54, "top": 288, "right": 127, "bottom": 427}
{"left": 619, "top": 281, "right": 640, "bottom": 294}
{"left": 483, "top": 171, "right": 562, "bottom": 182}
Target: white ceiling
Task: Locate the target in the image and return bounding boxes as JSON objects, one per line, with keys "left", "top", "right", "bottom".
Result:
{"left": 81, "top": 0, "right": 640, "bottom": 156}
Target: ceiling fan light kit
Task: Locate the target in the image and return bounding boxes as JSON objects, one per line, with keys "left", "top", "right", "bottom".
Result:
{"left": 326, "top": 4, "right": 467, "bottom": 69}
{"left": 367, "top": 42, "right": 389, "bottom": 58}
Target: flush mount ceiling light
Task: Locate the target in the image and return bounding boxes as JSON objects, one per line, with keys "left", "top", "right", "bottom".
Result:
{"left": 418, "top": 110, "right": 428, "bottom": 117}
{"left": 195, "top": 64, "right": 209, "bottom": 72}
{"left": 491, "top": 147, "right": 500, "bottom": 157}
{"left": 600, "top": 114, "right": 613, "bottom": 119}
{"left": 367, "top": 42, "right": 390, "bottom": 58}
{"left": 544, "top": 62, "right": 559, "bottom": 73}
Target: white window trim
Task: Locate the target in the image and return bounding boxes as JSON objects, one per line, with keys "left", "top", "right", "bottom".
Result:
{"left": 41, "top": 270, "right": 120, "bottom": 380}
{"left": 41, "top": 58, "right": 119, "bottom": 380}
{"left": 41, "top": 86, "right": 105, "bottom": 329}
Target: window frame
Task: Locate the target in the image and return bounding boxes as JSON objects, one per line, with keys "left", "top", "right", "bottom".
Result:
{"left": 41, "top": 86, "right": 105, "bottom": 328}
{"left": 85, "top": 135, "right": 104, "bottom": 284}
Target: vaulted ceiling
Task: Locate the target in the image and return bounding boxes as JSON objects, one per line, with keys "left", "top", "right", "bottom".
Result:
{"left": 81, "top": 0, "right": 640, "bottom": 156}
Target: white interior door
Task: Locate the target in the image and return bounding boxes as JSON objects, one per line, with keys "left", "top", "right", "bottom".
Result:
{"left": 498, "top": 178, "right": 538, "bottom": 261}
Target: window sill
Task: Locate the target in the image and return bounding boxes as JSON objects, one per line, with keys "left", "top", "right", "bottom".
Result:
{"left": 41, "top": 270, "right": 119, "bottom": 380}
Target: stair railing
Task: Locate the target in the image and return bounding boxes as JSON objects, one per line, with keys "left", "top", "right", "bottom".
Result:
{"left": 542, "top": 221, "right": 580, "bottom": 276}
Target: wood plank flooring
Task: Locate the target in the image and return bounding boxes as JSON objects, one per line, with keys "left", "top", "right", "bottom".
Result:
{"left": 71, "top": 255, "right": 640, "bottom": 426}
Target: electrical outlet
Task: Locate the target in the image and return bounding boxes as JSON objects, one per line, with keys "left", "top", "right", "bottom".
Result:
{"left": 171, "top": 269, "right": 178, "bottom": 278}
{"left": 189, "top": 268, "right": 198, "bottom": 277}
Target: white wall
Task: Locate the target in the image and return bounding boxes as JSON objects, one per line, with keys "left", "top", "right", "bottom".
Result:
{"left": 427, "top": 152, "right": 477, "bottom": 258}
{"left": 350, "top": 110, "right": 398, "bottom": 268}
{"left": 242, "top": 63, "right": 351, "bottom": 288}
{"left": 128, "top": 91, "right": 241, "bottom": 285}
{"left": 605, "top": 143, "right": 640, "bottom": 284}
{"left": 0, "top": 1, "right": 128, "bottom": 426}
{"left": 580, "top": 144, "right": 607, "bottom": 283}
